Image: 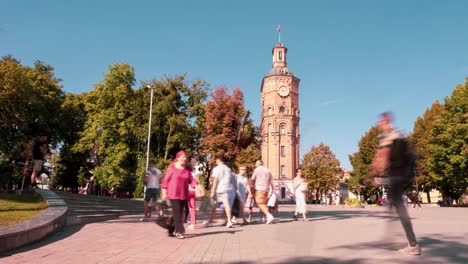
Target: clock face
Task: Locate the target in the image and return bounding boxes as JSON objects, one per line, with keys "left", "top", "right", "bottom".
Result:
{"left": 278, "top": 86, "right": 290, "bottom": 97}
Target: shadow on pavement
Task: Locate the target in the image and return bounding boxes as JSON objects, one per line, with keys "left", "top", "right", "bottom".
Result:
{"left": 227, "top": 257, "right": 364, "bottom": 264}
{"left": 326, "top": 233, "right": 468, "bottom": 264}
{"left": 273, "top": 209, "right": 397, "bottom": 221}
{"left": 185, "top": 229, "right": 243, "bottom": 238}
{"left": 0, "top": 224, "right": 84, "bottom": 257}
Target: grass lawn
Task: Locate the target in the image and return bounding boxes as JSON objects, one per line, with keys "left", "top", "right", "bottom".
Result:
{"left": 0, "top": 192, "right": 48, "bottom": 227}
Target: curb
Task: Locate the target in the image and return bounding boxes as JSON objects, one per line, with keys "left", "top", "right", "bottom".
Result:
{"left": 0, "top": 189, "right": 68, "bottom": 252}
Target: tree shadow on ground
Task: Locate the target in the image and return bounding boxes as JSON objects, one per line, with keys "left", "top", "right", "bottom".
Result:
{"left": 326, "top": 233, "right": 468, "bottom": 264}
{"left": 184, "top": 229, "right": 243, "bottom": 238}
{"left": 0, "top": 224, "right": 84, "bottom": 257}
{"left": 227, "top": 256, "right": 365, "bottom": 264}
{"left": 273, "top": 209, "right": 398, "bottom": 222}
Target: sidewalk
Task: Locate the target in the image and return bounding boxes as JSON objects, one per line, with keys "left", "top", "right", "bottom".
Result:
{"left": 1, "top": 206, "right": 467, "bottom": 264}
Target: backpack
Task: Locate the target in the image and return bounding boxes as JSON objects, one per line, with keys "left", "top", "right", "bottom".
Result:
{"left": 391, "top": 138, "right": 417, "bottom": 182}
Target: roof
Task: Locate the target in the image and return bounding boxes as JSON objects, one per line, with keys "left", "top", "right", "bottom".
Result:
{"left": 265, "top": 66, "right": 295, "bottom": 77}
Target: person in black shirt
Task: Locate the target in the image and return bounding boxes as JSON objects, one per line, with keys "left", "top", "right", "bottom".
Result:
{"left": 31, "top": 135, "right": 48, "bottom": 188}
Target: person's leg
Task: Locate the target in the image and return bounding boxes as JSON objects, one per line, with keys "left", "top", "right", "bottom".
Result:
{"left": 171, "top": 200, "right": 186, "bottom": 238}
{"left": 143, "top": 200, "right": 149, "bottom": 217}
{"left": 189, "top": 194, "right": 196, "bottom": 226}
{"left": 221, "top": 195, "right": 232, "bottom": 227}
{"left": 184, "top": 200, "right": 189, "bottom": 223}
{"left": 391, "top": 186, "right": 417, "bottom": 246}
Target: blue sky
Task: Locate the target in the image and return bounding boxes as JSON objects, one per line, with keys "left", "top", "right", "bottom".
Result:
{"left": 2, "top": 0, "right": 468, "bottom": 169}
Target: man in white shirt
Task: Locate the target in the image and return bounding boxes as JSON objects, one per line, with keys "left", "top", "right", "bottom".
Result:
{"left": 205, "top": 154, "right": 236, "bottom": 228}
{"left": 141, "top": 161, "right": 162, "bottom": 221}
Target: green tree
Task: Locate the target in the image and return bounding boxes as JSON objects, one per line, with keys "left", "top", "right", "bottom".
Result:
{"left": 348, "top": 126, "right": 380, "bottom": 199}
{"left": 302, "top": 143, "right": 343, "bottom": 201}
{"left": 50, "top": 93, "right": 89, "bottom": 190}
{"left": 0, "top": 56, "right": 64, "bottom": 188}
{"left": 73, "top": 63, "right": 139, "bottom": 191}
{"left": 427, "top": 79, "right": 468, "bottom": 201}
{"left": 410, "top": 100, "right": 444, "bottom": 202}
{"left": 133, "top": 76, "right": 208, "bottom": 197}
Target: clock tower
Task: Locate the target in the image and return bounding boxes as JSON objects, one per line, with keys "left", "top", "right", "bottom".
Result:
{"left": 260, "top": 42, "right": 300, "bottom": 200}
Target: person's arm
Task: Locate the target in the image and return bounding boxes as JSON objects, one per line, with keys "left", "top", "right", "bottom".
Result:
{"left": 293, "top": 177, "right": 298, "bottom": 190}
{"left": 160, "top": 169, "right": 173, "bottom": 200}
{"left": 210, "top": 177, "right": 218, "bottom": 199}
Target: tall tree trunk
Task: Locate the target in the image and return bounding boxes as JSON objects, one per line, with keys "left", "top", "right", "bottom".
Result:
{"left": 426, "top": 190, "right": 431, "bottom": 204}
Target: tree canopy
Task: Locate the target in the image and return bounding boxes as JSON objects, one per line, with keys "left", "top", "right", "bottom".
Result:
{"left": 302, "top": 143, "right": 343, "bottom": 200}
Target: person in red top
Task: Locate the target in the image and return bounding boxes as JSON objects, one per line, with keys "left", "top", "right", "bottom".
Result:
{"left": 161, "top": 150, "right": 194, "bottom": 239}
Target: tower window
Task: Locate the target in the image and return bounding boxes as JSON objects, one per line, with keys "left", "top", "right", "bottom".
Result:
{"left": 281, "top": 146, "right": 285, "bottom": 157}
{"left": 278, "top": 51, "right": 283, "bottom": 61}
{"left": 281, "top": 165, "right": 286, "bottom": 177}
{"left": 279, "top": 106, "right": 285, "bottom": 113}
{"left": 280, "top": 125, "right": 286, "bottom": 135}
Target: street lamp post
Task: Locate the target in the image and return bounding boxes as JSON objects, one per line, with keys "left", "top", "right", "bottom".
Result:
{"left": 145, "top": 85, "right": 155, "bottom": 173}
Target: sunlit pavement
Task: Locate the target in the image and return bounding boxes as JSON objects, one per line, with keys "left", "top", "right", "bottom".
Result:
{"left": 1, "top": 205, "right": 467, "bottom": 264}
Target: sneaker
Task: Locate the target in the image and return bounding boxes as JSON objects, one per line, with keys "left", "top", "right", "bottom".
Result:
{"left": 187, "top": 224, "right": 195, "bottom": 230}
{"left": 266, "top": 214, "right": 275, "bottom": 224}
{"left": 175, "top": 233, "right": 185, "bottom": 239}
{"left": 139, "top": 217, "right": 149, "bottom": 222}
{"left": 226, "top": 222, "right": 233, "bottom": 228}
{"left": 399, "top": 244, "right": 421, "bottom": 255}
{"left": 303, "top": 218, "right": 309, "bottom": 222}
{"left": 232, "top": 218, "right": 237, "bottom": 224}
{"left": 202, "top": 221, "right": 214, "bottom": 227}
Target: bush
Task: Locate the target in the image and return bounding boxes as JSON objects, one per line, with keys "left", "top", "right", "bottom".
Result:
{"left": 344, "top": 198, "right": 363, "bottom": 206}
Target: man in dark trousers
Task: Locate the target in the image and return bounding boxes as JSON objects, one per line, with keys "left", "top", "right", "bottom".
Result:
{"left": 373, "top": 112, "right": 421, "bottom": 255}
{"left": 31, "top": 135, "right": 48, "bottom": 188}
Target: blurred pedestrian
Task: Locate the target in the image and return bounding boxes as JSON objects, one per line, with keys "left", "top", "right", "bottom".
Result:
{"left": 185, "top": 158, "right": 199, "bottom": 230}
{"left": 140, "top": 161, "right": 162, "bottom": 221}
{"left": 31, "top": 135, "right": 48, "bottom": 188}
{"left": 204, "top": 154, "right": 236, "bottom": 228}
{"left": 250, "top": 160, "right": 275, "bottom": 224}
{"left": 232, "top": 166, "right": 248, "bottom": 224}
{"left": 373, "top": 112, "right": 421, "bottom": 255}
{"left": 293, "top": 168, "right": 308, "bottom": 221}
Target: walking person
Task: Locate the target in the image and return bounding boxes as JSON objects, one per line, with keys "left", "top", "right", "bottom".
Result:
{"left": 205, "top": 154, "right": 236, "bottom": 228}
{"left": 161, "top": 150, "right": 194, "bottom": 239}
{"left": 412, "top": 191, "right": 422, "bottom": 209}
{"left": 140, "top": 161, "right": 162, "bottom": 221}
{"left": 84, "top": 176, "right": 95, "bottom": 195}
{"left": 30, "top": 135, "right": 49, "bottom": 188}
{"left": 232, "top": 166, "right": 248, "bottom": 224}
{"left": 250, "top": 160, "right": 275, "bottom": 224}
{"left": 372, "top": 112, "right": 421, "bottom": 255}
{"left": 186, "top": 158, "right": 199, "bottom": 230}
{"left": 293, "top": 168, "right": 308, "bottom": 221}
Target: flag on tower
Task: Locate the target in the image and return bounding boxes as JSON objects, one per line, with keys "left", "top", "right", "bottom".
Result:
{"left": 277, "top": 24, "right": 281, "bottom": 32}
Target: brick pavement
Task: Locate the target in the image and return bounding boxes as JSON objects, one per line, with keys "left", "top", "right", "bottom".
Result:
{"left": 1, "top": 205, "right": 467, "bottom": 264}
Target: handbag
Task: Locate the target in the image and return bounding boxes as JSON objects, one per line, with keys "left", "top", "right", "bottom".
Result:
{"left": 155, "top": 200, "right": 173, "bottom": 229}
{"left": 195, "top": 184, "right": 206, "bottom": 199}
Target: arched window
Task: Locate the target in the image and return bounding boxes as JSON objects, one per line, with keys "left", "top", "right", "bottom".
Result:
{"left": 278, "top": 51, "right": 283, "bottom": 61}
{"left": 280, "top": 125, "right": 286, "bottom": 135}
{"left": 267, "top": 107, "right": 274, "bottom": 115}
{"left": 279, "top": 106, "right": 285, "bottom": 113}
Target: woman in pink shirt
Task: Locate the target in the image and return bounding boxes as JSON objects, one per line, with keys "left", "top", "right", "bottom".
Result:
{"left": 161, "top": 150, "right": 194, "bottom": 239}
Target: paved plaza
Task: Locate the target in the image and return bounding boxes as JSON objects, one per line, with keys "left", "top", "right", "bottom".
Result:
{"left": 1, "top": 205, "right": 467, "bottom": 264}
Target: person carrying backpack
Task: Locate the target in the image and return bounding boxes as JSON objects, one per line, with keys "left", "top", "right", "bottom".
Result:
{"left": 372, "top": 112, "right": 421, "bottom": 256}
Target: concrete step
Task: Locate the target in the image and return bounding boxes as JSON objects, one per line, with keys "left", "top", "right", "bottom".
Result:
{"left": 66, "top": 214, "right": 119, "bottom": 226}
